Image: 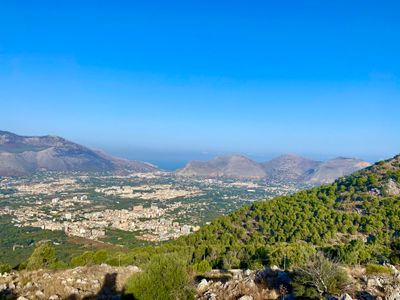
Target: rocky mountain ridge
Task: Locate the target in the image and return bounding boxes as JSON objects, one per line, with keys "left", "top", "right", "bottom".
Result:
{"left": 176, "top": 155, "right": 267, "bottom": 179}
{"left": 177, "top": 153, "right": 371, "bottom": 184}
{"left": 0, "top": 131, "right": 157, "bottom": 176}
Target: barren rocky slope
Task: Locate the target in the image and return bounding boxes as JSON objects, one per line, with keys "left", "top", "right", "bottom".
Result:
{"left": 0, "top": 131, "right": 157, "bottom": 176}
{"left": 177, "top": 155, "right": 267, "bottom": 179}
{"left": 178, "top": 154, "right": 371, "bottom": 184}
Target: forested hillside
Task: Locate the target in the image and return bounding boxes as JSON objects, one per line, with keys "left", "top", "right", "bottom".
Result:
{"left": 6, "top": 155, "right": 400, "bottom": 272}
{"left": 3, "top": 155, "right": 400, "bottom": 299}
{"left": 175, "top": 154, "right": 400, "bottom": 269}
{"left": 110, "top": 154, "right": 400, "bottom": 270}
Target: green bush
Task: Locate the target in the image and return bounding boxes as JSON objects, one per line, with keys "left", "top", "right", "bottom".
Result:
{"left": 366, "top": 264, "right": 393, "bottom": 275}
{"left": 50, "top": 260, "right": 69, "bottom": 269}
{"left": 123, "top": 253, "right": 194, "bottom": 300}
{"left": 0, "top": 263, "right": 11, "bottom": 273}
{"left": 292, "top": 253, "right": 350, "bottom": 299}
{"left": 193, "top": 260, "right": 212, "bottom": 273}
{"left": 71, "top": 251, "right": 94, "bottom": 266}
{"left": 26, "top": 243, "right": 57, "bottom": 271}
{"left": 93, "top": 250, "right": 108, "bottom": 264}
{"left": 247, "top": 260, "right": 264, "bottom": 270}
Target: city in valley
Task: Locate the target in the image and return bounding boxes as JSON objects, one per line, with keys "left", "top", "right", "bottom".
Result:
{"left": 0, "top": 171, "right": 300, "bottom": 254}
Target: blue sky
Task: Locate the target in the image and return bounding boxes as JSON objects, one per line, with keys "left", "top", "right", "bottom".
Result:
{"left": 0, "top": 1, "right": 399, "bottom": 168}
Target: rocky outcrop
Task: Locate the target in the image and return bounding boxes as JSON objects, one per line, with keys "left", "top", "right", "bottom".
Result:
{"left": 384, "top": 179, "right": 400, "bottom": 196}
{"left": 196, "top": 265, "right": 400, "bottom": 300}
{"left": 354, "top": 264, "right": 400, "bottom": 300}
{"left": 195, "top": 268, "right": 287, "bottom": 300}
{"left": 0, "top": 264, "right": 139, "bottom": 299}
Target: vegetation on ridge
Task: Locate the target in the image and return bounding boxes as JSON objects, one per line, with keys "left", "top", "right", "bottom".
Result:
{"left": 3, "top": 155, "right": 400, "bottom": 298}
{"left": 18, "top": 154, "right": 398, "bottom": 272}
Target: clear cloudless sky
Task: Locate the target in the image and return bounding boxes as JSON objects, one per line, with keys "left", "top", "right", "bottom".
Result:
{"left": 0, "top": 1, "right": 399, "bottom": 168}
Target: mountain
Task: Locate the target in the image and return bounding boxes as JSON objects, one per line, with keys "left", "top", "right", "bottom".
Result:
{"left": 304, "top": 157, "right": 372, "bottom": 184}
{"left": 177, "top": 153, "right": 371, "bottom": 184}
{"left": 176, "top": 155, "right": 267, "bottom": 179}
{"left": 261, "top": 154, "right": 321, "bottom": 181}
{"left": 0, "top": 131, "right": 158, "bottom": 176}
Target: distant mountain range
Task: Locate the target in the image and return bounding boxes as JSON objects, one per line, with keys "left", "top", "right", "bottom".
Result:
{"left": 177, "top": 154, "right": 371, "bottom": 184}
{"left": 0, "top": 130, "right": 372, "bottom": 183}
{"left": 0, "top": 131, "right": 157, "bottom": 176}
{"left": 176, "top": 155, "right": 266, "bottom": 179}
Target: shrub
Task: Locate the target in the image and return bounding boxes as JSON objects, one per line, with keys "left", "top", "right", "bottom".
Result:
{"left": 292, "top": 253, "right": 350, "bottom": 299}
{"left": 193, "top": 260, "right": 212, "bottom": 273}
{"left": 93, "top": 250, "right": 108, "bottom": 264}
{"left": 50, "top": 260, "right": 69, "bottom": 269}
{"left": 365, "top": 264, "right": 393, "bottom": 275}
{"left": 26, "top": 243, "right": 57, "bottom": 271}
{"left": 123, "top": 253, "right": 194, "bottom": 300}
{"left": 71, "top": 251, "right": 94, "bottom": 266}
{"left": 247, "top": 260, "right": 264, "bottom": 270}
{"left": 0, "top": 263, "right": 11, "bottom": 274}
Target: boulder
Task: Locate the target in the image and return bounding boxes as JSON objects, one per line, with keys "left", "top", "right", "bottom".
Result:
{"left": 367, "top": 278, "right": 382, "bottom": 288}
{"left": 197, "top": 278, "right": 209, "bottom": 292}
{"left": 238, "top": 296, "right": 253, "bottom": 300}
{"left": 339, "top": 293, "right": 353, "bottom": 300}
{"left": 0, "top": 283, "right": 7, "bottom": 291}
{"left": 386, "top": 288, "right": 400, "bottom": 300}
{"left": 207, "top": 293, "right": 217, "bottom": 300}
{"left": 35, "top": 290, "right": 46, "bottom": 299}
{"left": 270, "top": 265, "right": 280, "bottom": 271}
{"left": 243, "top": 269, "right": 252, "bottom": 276}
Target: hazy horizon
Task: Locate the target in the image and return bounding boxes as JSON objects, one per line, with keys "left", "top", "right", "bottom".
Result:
{"left": 98, "top": 146, "right": 396, "bottom": 170}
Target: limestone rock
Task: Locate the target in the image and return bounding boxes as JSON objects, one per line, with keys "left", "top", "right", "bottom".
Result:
{"left": 238, "top": 296, "right": 253, "bottom": 300}
{"left": 197, "top": 279, "right": 209, "bottom": 292}
{"left": 339, "top": 293, "right": 352, "bottom": 300}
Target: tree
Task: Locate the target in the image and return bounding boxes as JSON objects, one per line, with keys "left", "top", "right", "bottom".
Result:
{"left": 71, "top": 251, "right": 94, "bottom": 266}
{"left": 26, "top": 243, "right": 57, "bottom": 270}
{"left": 292, "top": 253, "right": 349, "bottom": 299}
{"left": 193, "top": 260, "right": 212, "bottom": 273}
{"left": 123, "top": 253, "right": 194, "bottom": 300}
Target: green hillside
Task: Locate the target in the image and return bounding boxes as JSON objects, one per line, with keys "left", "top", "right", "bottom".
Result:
{"left": 5, "top": 155, "right": 400, "bottom": 300}
{"left": 107, "top": 155, "right": 400, "bottom": 270}
{"left": 16, "top": 155, "right": 400, "bottom": 271}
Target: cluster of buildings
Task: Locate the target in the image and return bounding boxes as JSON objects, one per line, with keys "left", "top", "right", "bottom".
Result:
{"left": 13, "top": 178, "right": 79, "bottom": 195}
{"left": 4, "top": 195, "right": 199, "bottom": 242}
{"left": 1, "top": 171, "right": 300, "bottom": 245}
{"left": 94, "top": 184, "right": 203, "bottom": 201}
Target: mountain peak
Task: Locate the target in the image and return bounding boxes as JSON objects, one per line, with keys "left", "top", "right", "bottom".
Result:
{"left": 177, "top": 155, "right": 266, "bottom": 179}
{"left": 178, "top": 153, "right": 370, "bottom": 184}
{"left": 0, "top": 130, "right": 158, "bottom": 176}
